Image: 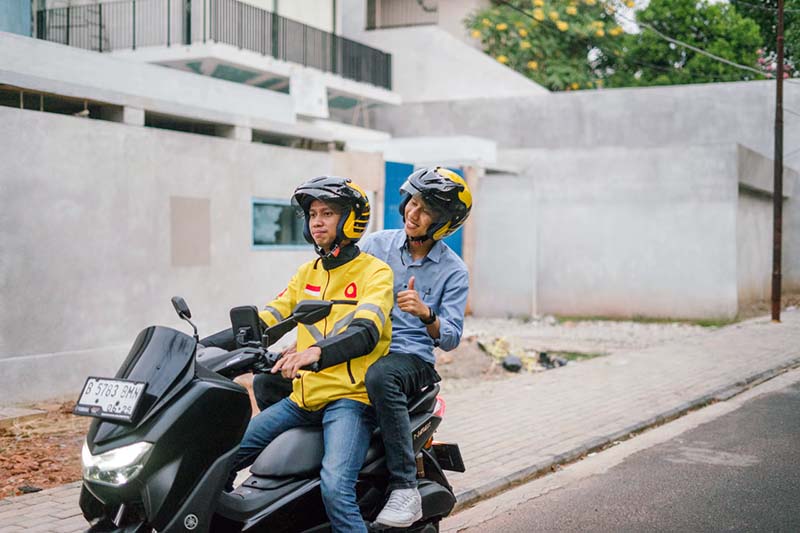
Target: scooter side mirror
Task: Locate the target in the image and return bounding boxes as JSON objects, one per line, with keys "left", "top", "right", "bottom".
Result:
{"left": 171, "top": 296, "right": 192, "bottom": 319}
{"left": 230, "top": 305, "right": 263, "bottom": 347}
{"left": 293, "top": 300, "right": 333, "bottom": 324}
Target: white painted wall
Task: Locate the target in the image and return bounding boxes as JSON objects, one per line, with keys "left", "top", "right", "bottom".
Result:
{"left": 437, "top": 0, "right": 490, "bottom": 46}
{"left": 470, "top": 174, "right": 537, "bottom": 318}
{"left": 473, "top": 145, "right": 742, "bottom": 320}
{"left": 0, "top": 106, "right": 383, "bottom": 403}
{"left": 0, "top": 32, "right": 298, "bottom": 126}
{"left": 339, "top": 0, "right": 547, "bottom": 103}
{"left": 278, "top": 0, "right": 334, "bottom": 33}
{"left": 737, "top": 191, "right": 774, "bottom": 305}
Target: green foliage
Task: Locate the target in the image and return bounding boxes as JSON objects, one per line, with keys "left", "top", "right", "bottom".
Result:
{"left": 603, "top": 0, "right": 762, "bottom": 87}
{"left": 465, "top": 0, "right": 765, "bottom": 91}
{"left": 464, "top": 0, "right": 627, "bottom": 91}
{"left": 603, "top": 0, "right": 765, "bottom": 87}
{"left": 731, "top": 0, "right": 800, "bottom": 69}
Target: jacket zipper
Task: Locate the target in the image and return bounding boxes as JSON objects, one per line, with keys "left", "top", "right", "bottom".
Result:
{"left": 321, "top": 270, "right": 331, "bottom": 340}
{"left": 321, "top": 269, "right": 355, "bottom": 384}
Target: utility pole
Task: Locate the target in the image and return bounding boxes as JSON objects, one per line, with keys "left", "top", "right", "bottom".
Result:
{"left": 772, "top": 0, "right": 785, "bottom": 322}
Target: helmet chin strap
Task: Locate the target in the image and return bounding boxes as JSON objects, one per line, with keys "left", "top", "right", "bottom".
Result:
{"left": 407, "top": 234, "right": 430, "bottom": 244}
{"left": 314, "top": 240, "right": 341, "bottom": 258}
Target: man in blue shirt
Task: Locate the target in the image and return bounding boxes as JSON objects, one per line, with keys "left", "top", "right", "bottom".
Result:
{"left": 251, "top": 167, "right": 472, "bottom": 528}
{"left": 359, "top": 167, "right": 472, "bottom": 528}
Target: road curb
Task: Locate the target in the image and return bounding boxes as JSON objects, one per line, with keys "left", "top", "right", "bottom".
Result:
{"left": 451, "top": 356, "right": 800, "bottom": 513}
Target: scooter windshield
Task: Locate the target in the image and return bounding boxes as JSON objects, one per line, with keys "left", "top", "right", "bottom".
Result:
{"left": 89, "top": 326, "right": 196, "bottom": 445}
{"left": 115, "top": 326, "right": 196, "bottom": 398}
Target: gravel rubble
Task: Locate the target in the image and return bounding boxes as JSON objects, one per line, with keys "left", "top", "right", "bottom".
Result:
{"left": 463, "top": 316, "right": 714, "bottom": 355}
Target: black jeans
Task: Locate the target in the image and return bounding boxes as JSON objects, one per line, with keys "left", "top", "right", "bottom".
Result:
{"left": 364, "top": 353, "right": 440, "bottom": 491}
{"left": 252, "top": 372, "right": 294, "bottom": 412}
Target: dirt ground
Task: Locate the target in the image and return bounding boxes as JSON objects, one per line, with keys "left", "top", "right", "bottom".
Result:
{"left": 0, "top": 401, "right": 90, "bottom": 499}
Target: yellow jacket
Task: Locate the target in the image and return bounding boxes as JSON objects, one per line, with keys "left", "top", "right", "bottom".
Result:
{"left": 259, "top": 250, "right": 393, "bottom": 411}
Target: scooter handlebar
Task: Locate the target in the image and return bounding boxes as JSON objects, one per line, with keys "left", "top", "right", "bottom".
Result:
{"left": 253, "top": 350, "right": 320, "bottom": 374}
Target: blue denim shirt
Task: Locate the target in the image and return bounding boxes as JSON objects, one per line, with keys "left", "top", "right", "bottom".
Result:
{"left": 358, "top": 229, "right": 469, "bottom": 365}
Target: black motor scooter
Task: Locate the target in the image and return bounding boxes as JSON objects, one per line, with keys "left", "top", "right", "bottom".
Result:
{"left": 76, "top": 297, "right": 465, "bottom": 532}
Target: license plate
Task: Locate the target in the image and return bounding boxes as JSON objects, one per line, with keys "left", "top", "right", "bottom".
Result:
{"left": 73, "top": 377, "right": 147, "bottom": 423}
{"left": 432, "top": 442, "right": 466, "bottom": 473}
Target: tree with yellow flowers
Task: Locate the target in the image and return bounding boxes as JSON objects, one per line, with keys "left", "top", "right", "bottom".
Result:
{"left": 465, "top": 0, "right": 626, "bottom": 91}
{"left": 466, "top": 0, "right": 766, "bottom": 91}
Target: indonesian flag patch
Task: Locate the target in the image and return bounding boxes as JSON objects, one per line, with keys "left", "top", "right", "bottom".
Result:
{"left": 304, "top": 284, "right": 321, "bottom": 297}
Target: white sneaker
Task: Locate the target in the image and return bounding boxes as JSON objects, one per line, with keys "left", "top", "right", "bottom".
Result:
{"left": 373, "top": 487, "right": 423, "bottom": 528}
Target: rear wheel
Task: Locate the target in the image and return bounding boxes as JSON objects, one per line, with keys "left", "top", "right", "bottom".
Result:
{"left": 410, "top": 520, "right": 440, "bottom": 533}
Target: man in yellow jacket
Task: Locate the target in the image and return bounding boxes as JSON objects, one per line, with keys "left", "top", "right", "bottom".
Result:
{"left": 231, "top": 176, "right": 393, "bottom": 533}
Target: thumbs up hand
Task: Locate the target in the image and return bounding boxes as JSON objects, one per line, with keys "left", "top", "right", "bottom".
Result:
{"left": 397, "top": 276, "right": 429, "bottom": 319}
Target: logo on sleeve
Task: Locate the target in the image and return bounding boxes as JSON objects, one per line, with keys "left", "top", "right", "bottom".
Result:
{"left": 304, "top": 284, "right": 321, "bottom": 297}
{"left": 344, "top": 282, "right": 357, "bottom": 298}
{"left": 276, "top": 288, "right": 287, "bottom": 298}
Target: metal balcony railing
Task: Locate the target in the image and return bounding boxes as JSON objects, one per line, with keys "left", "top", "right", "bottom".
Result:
{"left": 35, "top": 0, "right": 392, "bottom": 90}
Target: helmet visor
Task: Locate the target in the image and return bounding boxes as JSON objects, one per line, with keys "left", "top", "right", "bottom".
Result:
{"left": 400, "top": 181, "right": 448, "bottom": 220}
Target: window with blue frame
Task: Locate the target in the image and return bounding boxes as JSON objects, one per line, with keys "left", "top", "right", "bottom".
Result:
{"left": 252, "top": 199, "right": 306, "bottom": 248}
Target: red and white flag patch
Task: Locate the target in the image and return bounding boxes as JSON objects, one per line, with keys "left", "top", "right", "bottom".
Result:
{"left": 304, "top": 284, "right": 321, "bottom": 297}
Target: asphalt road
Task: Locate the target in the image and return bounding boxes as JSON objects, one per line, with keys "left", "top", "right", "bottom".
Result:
{"left": 458, "top": 375, "right": 800, "bottom": 533}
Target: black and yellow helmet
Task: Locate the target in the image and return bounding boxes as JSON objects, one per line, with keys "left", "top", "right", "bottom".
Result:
{"left": 399, "top": 167, "right": 473, "bottom": 241}
{"left": 292, "top": 176, "right": 371, "bottom": 244}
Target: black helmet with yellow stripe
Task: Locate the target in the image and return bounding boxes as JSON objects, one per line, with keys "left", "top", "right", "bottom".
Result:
{"left": 292, "top": 176, "right": 371, "bottom": 246}
{"left": 399, "top": 167, "right": 473, "bottom": 241}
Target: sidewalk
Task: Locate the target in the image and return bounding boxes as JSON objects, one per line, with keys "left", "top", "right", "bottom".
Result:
{"left": 1, "top": 311, "right": 799, "bottom": 532}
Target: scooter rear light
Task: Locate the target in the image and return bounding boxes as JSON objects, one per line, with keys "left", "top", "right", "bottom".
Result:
{"left": 433, "top": 396, "right": 446, "bottom": 418}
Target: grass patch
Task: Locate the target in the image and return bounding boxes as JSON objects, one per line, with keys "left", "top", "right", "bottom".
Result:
{"left": 551, "top": 351, "right": 608, "bottom": 362}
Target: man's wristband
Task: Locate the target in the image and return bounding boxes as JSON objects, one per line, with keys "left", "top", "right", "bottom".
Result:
{"left": 420, "top": 306, "right": 436, "bottom": 325}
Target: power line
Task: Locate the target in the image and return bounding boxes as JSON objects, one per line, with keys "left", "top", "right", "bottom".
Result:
{"left": 614, "top": 11, "right": 767, "bottom": 77}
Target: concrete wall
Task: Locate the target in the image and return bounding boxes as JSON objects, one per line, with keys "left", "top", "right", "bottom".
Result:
{"left": 437, "top": 0, "right": 489, "bottom": 47}
{"left": 0, "top": 32, "right": 297, "bottom": 127}
{"left": 736, "top": 145, "right": 797, "bottom": 305}
{"left": 472, "top": 145, "right": 742, "bottom": 320}
{"left": 786, "top": 171, "right": 800, "bottom": 289}
{"left": 470, "top": 173, "right": 536, "bottom": 318}
{"left": 339, "top": 0, "right": 547, "bottom": 102}
{"left": 373, "top": 80, "right": 800, "bottom": 296}
{"left": 372, "top": 81, "right": 800, "bottom": 160}
{"left": 0, "top": 106, "right": 383, "bottom": 404}
{"left": 737, "top": 190, "right": 774, "bottom": 305}
{"left": 0, "top": 0, "right": 31, "bottom": 36}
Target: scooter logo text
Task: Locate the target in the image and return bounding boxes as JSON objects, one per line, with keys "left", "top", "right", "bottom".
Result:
{"left": 184, "top": 514, "right": 198, "bottom": 530}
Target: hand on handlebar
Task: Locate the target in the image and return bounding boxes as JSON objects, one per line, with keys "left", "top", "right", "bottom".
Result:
{"left": 272, "top": 346, "right": 321, "bottom": 379}
{"left": 281, "top": 342, "right": 297, "bottom": 358}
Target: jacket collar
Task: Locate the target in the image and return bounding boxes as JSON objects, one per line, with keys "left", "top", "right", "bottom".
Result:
{"left": 317, "top": 243, "right": 360, "bottom": 270}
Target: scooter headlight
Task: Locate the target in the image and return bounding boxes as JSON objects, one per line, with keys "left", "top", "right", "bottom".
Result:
{"left": 81, "top": 440, "right": 153, "bottom": 486}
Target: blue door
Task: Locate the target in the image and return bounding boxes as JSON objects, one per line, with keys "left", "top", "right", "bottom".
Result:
{"left": 383, "top": 162, "right": 463, "bottom": 257}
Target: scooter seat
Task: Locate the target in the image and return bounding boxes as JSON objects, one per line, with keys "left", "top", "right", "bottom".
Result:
{"left": 408, "top": 384, "right": 439, "bottom": 415}
{"left": 249, "top": 427, "right": 386, "bottom": 478}
{"left": 250, "top": 426, "right": 324, "bottom": 478}
{"left": 249, "top": 384, "right": 441, "bottom": 479}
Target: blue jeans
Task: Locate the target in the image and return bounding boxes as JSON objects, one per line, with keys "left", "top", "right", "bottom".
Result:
{"left": 232, "top": 398, "right": 375, "bottom": 533}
